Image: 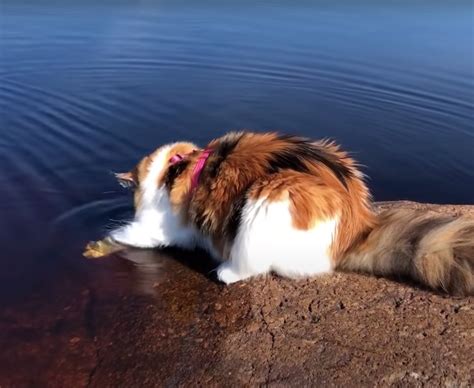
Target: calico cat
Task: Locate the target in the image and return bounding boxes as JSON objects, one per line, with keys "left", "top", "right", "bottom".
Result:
{"left": 84, "top": 132, "right": 474, "bottom": 295}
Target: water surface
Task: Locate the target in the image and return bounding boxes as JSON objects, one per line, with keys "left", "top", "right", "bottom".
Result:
{"left": 1, "top": 1, "right": 473, "bottom": 302}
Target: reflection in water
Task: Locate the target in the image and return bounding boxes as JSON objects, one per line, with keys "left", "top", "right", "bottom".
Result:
{"left": 119, "top": 250, "right": 172, "bottom": 296}
{"left": 0, "top": 1, "right": 473, "bottom": 302}
{"left": 118, "top": 247, "right": 216, "bottom": 296}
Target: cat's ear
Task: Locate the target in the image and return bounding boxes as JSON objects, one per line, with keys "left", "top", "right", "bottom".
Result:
{"left": 168, "top": 153, "right": 184, "bottom": 165}
{"left": 115, "top": 171, "right": 136, "bottom": 188}
{"left": 168, "top": 149, "right": 198, "bottom": 165}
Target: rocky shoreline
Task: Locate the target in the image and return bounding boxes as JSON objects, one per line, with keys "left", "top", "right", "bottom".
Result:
{"left": 1, "top": 201, "right": 473, "bottom": 387}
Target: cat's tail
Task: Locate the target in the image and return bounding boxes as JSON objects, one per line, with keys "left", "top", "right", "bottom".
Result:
{"left": 338, "top": 209, "right": 474, "bottom": 295}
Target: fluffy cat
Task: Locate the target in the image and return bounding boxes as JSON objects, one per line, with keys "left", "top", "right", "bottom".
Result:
{"left": 84, "top": 132, "right": 474, "bottom": 295}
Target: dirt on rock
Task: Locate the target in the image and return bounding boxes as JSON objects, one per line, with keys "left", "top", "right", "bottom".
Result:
{"left": 1, "top": 201, "right": 473, "bottom": 387}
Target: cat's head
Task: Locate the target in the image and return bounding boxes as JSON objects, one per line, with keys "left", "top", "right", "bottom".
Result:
{"left": 115, "top": 141, "right": 199, "bottom": 211}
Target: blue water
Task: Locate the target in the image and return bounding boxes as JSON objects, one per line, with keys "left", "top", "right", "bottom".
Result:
{"left": 0, "top": 1, "right": 473, "bottom": 301}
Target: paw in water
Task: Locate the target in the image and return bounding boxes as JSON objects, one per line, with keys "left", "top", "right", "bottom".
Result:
{"left": 83, "top": 239, "right": 120, "bottom": 259}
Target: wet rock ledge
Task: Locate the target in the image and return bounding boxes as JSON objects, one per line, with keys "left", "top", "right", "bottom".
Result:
{"left": 1, "top": 201, "right": 473, "bottom": 387}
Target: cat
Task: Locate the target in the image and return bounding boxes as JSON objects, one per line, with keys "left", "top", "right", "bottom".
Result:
{"left": 84, "top": 131, "right": 474, "bottom": 295}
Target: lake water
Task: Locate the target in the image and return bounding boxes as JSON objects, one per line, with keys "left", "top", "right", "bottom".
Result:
{"left": 1, "top": 1, "right": 473, "bottom": 303}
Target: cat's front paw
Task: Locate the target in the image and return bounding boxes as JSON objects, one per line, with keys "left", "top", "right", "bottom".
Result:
{"left": 217, "top": 263, "right": 243, "bottom": 284}
{"left": 83, "top": 239, "right": 121, "bottom": 259}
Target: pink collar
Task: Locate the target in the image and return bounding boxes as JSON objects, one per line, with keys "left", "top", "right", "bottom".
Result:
{"left": 190, "top": 148, "right": 213, "bottom": 192}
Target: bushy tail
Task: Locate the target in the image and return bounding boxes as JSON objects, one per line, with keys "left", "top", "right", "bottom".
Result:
{"left": 339, "top": 209, "right": 474, "bottom": 295}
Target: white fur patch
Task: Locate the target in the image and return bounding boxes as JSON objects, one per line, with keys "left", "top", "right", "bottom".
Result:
{"left": 111, "top": 145, "right": 197, "bottom": 249}
{"left": 217, "top": 198, "right": 337, "bottom": 284}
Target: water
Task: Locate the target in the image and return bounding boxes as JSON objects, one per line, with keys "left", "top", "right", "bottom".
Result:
{"left": 0, "top": 1, "right": 473, "bottom": 303}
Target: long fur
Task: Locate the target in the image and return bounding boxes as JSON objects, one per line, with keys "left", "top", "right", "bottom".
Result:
{"left": 99, "top": 131, "right": 474, "bottom": 296}
{"left": 340, "top": 210, "right": 474, "bottom": 295}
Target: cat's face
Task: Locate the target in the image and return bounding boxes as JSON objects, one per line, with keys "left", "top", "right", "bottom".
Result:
{"left": 115, "top": 141, "right": 198, "bottom": 211}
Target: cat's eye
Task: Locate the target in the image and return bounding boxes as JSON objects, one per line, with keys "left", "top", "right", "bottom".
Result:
{"left": 118, "top": 179, "right": 136, "bottom": 189}
{"left": 115, "top": 172, "right": 137, "bottom": 189}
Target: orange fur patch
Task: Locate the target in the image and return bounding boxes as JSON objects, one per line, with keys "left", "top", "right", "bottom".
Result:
{"left": 186, "top": 132, "right": 375, "bottom": 262}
